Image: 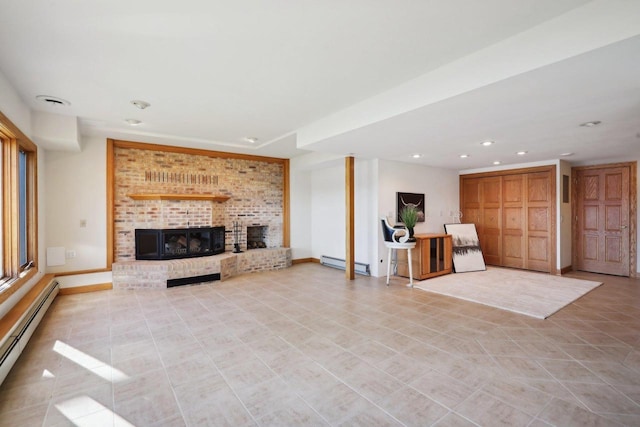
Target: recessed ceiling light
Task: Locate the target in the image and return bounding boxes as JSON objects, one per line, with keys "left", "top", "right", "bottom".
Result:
{"left": 35, "top": 95, "right": 71, "bottom": 107}
{"left": 459, "top": 154, "right": 469, "bottom": 158}
{"left": 560, "top": 152, "right": 574, "bottom": 156}
{"left": 579, "top": 120, "right": 601, "bottom": 127}
{"left": 125, "top": 118, "right": 142, "bottom": 125}
{"left": 412, "top": 154, "right": 422, "bottom": 159}
{"left": 493, "top": 161, "right": 501, "bottom": 165}
{"left": 243, "top": 137, "right": 258, "bottom": 144}
{"left": 516, "top": 151, "right": 528, "bottom": 155}
{"left": 481, "top": 141, "right": 494, "bottom": 146}
{"left": 131, "top": 100, "right": 151, "bottom": 109}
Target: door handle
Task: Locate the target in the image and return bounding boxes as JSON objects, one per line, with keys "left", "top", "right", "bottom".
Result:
{"left": 621, "top": 225, "right": 628, "bottom": 229}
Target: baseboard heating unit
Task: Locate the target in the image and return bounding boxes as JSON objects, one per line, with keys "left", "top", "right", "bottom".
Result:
{"left": 320, "top": 255, "right": 370, "bottom": 276}
{"left": 0, "top": 276, "right": 59, "bottom": 385}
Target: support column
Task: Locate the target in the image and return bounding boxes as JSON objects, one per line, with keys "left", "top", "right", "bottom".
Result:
{"left": 345, "top": 156, "right": 355, "bottom": 280}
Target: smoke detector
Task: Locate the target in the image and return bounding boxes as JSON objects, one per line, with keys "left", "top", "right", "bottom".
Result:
{"left": 131, "top": 100, "right": 151, "bottom": 109}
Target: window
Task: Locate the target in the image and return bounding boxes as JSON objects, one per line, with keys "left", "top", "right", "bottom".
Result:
{"left": 0, "top": 111, "right": 37, "bottom": 302}
{"left": 19, "top": 149, "right": 28, "bottom": 267}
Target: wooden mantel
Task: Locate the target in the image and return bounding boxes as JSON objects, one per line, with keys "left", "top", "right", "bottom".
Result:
{"left": 127, "top": 193, "right": 230, "bottom": 202}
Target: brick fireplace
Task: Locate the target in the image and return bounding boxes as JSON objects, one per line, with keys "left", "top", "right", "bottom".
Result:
{"left": 112, "top": 142, "right": 285, "bottom": 262}
{"left": 109, "top": 140, "right": 291, "bottom": 289}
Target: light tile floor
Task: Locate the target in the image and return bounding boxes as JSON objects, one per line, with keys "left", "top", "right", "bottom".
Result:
{"left": 1, "top": 264, "right": 639, "bottom": 426}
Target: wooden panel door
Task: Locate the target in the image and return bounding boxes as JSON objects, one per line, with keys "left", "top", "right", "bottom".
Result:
{"left": 576, "top": 166, "right": 630, "bottom": 276}
{"left": 461, "top": 178, "right": 481, "bottom": 227}
{"left": 502, "top": 174, "right": 525, "bottom": 268}
{"left": 526, "top": 172, "right": 553, "bottom": 272}
{"left": 480, "top": 177, "right": 502, "bottom": 265}
{"left": 461, "top": 166, "right": 556, "bottom": 273}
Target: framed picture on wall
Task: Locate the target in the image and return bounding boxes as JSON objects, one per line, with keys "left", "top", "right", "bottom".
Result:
{"left": 396, "top": 192, "right": 425, "bottom": 223}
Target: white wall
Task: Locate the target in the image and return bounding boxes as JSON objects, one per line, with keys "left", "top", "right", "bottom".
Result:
{"left": 290, "top": 154, "right": 380, "bottom": 274}
{"left": 32, "top": 111, "right": 80, "bottom": 151}
{"left": 292, "top": 156, "right": 459, "bottom": 278}
{"left": 355, "top": 159, "right": 379, "bottom": 275}
{"left": 44, "top": 136, "right": 108, "bottom": 272}
{"left": 310, "top": 162, "right": 346, "bottom": 261}
{"left": 559, "top": 160, "right": 572, "bottom": 269}
{"left": 377, "top": 160, "right": 459, "bottom": 276}
{"left": 289, "top": 157, "right": 313, "bottom": 259}
{"left": 378, "top": 160, "right": 460, "bottom": 233}
{"left": 0, "top": 70, "right": 31, "bottom": 137}
{"left": 56, "top": 272, "right": 112, "bottom": 289}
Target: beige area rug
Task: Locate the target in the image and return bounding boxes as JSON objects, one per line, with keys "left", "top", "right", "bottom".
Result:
{"left": 413, "top": 267, "right": 602, "bottom": 319}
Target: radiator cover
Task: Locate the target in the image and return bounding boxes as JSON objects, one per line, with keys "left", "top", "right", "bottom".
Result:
{"left": 0, "top": 279, "right": 59, "bottom": 385}
{"left": 320, "top": 255, "right": 370, "bottom": 276}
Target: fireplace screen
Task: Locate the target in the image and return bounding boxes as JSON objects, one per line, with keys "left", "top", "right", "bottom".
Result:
{"left": 246, "top": 225, "right": 267, "bottom": 250}
{"left": 135, "top": 226, "right": 225, "bottom": 260}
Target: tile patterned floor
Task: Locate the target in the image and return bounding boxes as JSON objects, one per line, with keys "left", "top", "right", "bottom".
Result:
{"left": 1, "top": 264, "right": 639, "bottom": 426}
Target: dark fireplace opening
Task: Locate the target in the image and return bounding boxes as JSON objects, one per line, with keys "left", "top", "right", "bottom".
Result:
{"left": 247, "top": 225, "right": 267, "bottom": 250}
{"left": 135, "top": 226, "right": 225, "bottom": 260}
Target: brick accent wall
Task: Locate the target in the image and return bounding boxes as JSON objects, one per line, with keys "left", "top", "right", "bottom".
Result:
{"left": 114, "top": 146, "right": 284, "bottom": 262}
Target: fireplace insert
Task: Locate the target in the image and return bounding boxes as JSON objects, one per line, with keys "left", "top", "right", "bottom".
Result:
{"left": 135, "top": 226, "right": 225, "bottom": 260}
{"left": 246, "top": 225, "right": 268, "bottom": 250}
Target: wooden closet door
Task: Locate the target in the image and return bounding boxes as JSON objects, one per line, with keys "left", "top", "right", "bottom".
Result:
{"left": 502, "top": 174, "right": 525, "bottom": 268}
{"left": 461, "top": 178, "right": 481, "bottom": 227}
{"left": 460, "top": 166, "right": 555, "bottom": 273}
{"left": 480, "top": 177, "right": 502, "bottom": 265}
{"left": 526, "top": 171, "right": 553, "bottom": 272}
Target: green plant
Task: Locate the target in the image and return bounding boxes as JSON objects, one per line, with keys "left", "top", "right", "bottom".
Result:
{"left": 400, "top": 205, "right": 419, "bottom": 229}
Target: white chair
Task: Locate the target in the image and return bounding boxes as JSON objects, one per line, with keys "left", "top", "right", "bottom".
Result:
{"left": 381, "top": 217, "right": 416, "bottom": 287}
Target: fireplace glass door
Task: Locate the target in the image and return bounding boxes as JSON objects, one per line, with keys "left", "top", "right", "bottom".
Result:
{"left": 189, "top": 229, "right": 211, "bottom": 255}
{"left": 135, "top": 227, "right": 225, "bottom": 260}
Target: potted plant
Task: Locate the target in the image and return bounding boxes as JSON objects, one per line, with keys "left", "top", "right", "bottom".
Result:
{"left": 400, "top": 205, "right": 419, "bottom": 241}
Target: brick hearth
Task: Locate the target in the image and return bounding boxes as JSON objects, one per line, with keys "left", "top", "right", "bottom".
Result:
{"left": 112, "top": 248, "right": 292, "bottom": 289}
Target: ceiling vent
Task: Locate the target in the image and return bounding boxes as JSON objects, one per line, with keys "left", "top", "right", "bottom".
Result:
{"left": 35, "top": 95, "right": 70, "bottom": 107}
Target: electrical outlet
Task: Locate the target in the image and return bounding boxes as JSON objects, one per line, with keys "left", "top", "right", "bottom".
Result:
{"left": 66, "top": 250, "right": 76, "bottom": 259}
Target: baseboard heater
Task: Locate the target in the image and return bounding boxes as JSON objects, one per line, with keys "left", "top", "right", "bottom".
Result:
{"left": 167, "top": 273, "right": 220, "bottom": 288}
{"left": 0, "top": 278, "right": 59, "bottom": 385}
{"left": 320, "top": 255, "right": 370, "bottom": 276}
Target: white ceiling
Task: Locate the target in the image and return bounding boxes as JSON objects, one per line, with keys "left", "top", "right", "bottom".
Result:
{"left": 0, "top": 0, "right": 639, "bottom": 169}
